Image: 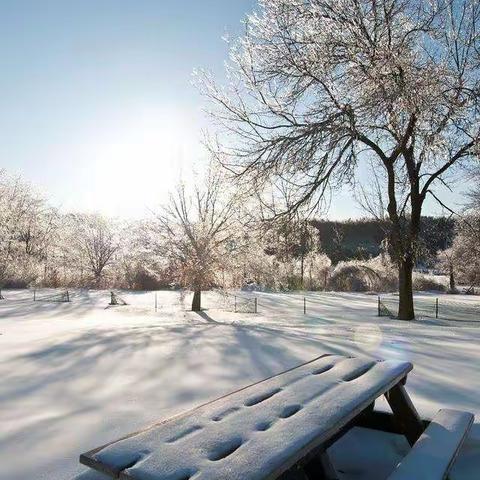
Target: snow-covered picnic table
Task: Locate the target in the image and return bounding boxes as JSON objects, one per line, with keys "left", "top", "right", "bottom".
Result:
{"left": 78, "top": 354, "right": 473, "bottom": 480}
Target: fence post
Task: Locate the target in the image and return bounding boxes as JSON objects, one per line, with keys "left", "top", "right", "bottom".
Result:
{"left": 234, "top": 295, "right": 237, "bottom": 313}
{"left": 303, "top": 296, "right": 306, "bottom": 315}
{"left": 66, "top": 290, "right": 70, "bottom": 302}
{"left": 155, "top": 292, "right": 157, "bottom": 312}
{"left": 435, "top": 298, "right": 439, "bottom": 319}
{"left": 254, "top": 297, "right": 257, "bottom": 314}
{"left": 377, "top": 296, "right": 381, "bottom": 316}
{"left": 34, "top": 289, "right": 36, "bottom": 301}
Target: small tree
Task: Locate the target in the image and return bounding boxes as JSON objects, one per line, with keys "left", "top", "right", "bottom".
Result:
{"left": 436, "top": 247, "right": 458, "bottom": 292}
{"left": 116, "top": 220, "right": 171, "bottom": 290}
{"left": 261, "top": 215, "right": 319, "bottom": 288}
{"left": 450, "top": 213, "right": 480, "bottom": 291}
{"left": 155, "top": 167, "right": 239, "bottom": 311}
{"left": 69, "top": 213, "right": 119, "bottom": 285}
{"left": 292, "top": 219, "right": 319, "bottom": 288}
{"left": 439, "top": 182, "right": 480, "bottom": 292}
{"left": 200, "top": 0, "right": 480, "bottom": 319}
{"left": 304, "top": 252, "right": 331, "bottom": 290}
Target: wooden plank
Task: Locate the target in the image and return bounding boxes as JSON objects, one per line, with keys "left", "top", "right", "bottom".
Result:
{"left": 387, "top": 409, "right": 474, "bottom": 480}
{"left": 80, "top": 356, "right": 412, "bottom": 480}
{"left": 385, "top": 383, "right": 424, "bottom": 446}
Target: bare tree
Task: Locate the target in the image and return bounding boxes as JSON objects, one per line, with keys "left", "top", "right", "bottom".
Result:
{"left": 117, "top": 219, "right": 172, "bottom": 290}
{"left": 261, "top": 214, "right": 319, "bottom": 288}
{"left": 436, "top": 247, "right": 458, "bottom": 292}
{"left": 200, "top": 0, "right": 480, "bottom": 319}
{"left": 0, "top": 170, "right": 56, "bottom": 286}
{"left": 154, "top": 166, "right": 239, "bottom": 311}
{"left": 466, "top": 169, "right": 480, "bottom": 208}
{"left": 450, "top": 213, "right": 480, "bottom": 291}
{"left": 69, "top": 213, "right": 119, "bottom": 285}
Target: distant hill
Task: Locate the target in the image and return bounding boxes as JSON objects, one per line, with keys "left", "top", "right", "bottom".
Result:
{"left": 311, "top": 217, "right": 455, "bottom": 266}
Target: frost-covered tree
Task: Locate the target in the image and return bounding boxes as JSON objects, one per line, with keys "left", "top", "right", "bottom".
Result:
{"left": 68, "top": 213, "right": 119, "bottom": 286}
{"left": 154, "top": 167, "right": 239, "bottom": 311}
{"left": 118, "top": 219, "right": 173, "bottom": 290}
{"left": 0, "top": 170, "right": 57, "bottom": 286}
{"left": 450, "top": 213, "right": 480, "bottom": 291}
{"left": 467, "top": 170, "right": 480, "bottom": 209}
{"left": 436, "top": 247, "right": 458, "bottom": 292}
{"left": 200, "top": 0, "right": 480, "bottom": 319}
{"left": 279, "top": 217, "right": 319, "bottom": 288}
{"left": 304, "top": 252, "right": 332, "bottom": 290}
{"left": 438, "top": 180, "right": 480, "bottom": 292}
{"left": 261, "top": 215, "right": 319, "bottom": 287}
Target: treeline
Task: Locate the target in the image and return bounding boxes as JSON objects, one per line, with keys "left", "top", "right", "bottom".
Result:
{"left": 0, "top": 169, "right": 330, "bottom": 291}
{"left": 1, "top": 169, "right": 478, "bottom": 294}
{"left": 0, "top": 170, "right": 163, "bottom": 289}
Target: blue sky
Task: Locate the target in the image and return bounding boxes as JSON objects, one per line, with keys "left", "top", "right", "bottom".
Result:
{"left": 0, "top": 0, "right": 468, "bottom": 219}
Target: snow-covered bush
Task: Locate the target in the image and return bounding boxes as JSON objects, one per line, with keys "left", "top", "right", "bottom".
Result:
{"left": 412, "top": 274, "right": 446, "bottom": 292}
{"left": 329, "top": 256, "right": 397, "bottom": 292}
{"left": 241, "top": 281, "right": 265, "bottom": 292}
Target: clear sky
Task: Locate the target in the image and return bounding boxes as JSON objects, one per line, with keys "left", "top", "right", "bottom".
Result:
{"left": 0, "top": 0, "right": 469, "bottom": 219}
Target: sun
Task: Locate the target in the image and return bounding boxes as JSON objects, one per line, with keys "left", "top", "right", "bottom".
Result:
{"left": 84, "top": 106, "right": 203, "bottom": 217}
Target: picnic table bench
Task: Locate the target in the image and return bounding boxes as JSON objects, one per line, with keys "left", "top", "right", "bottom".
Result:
{"left": 77, "top": 354, "right": 473, "bottom": 480}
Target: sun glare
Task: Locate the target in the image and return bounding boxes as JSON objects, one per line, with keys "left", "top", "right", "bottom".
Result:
{"left": 84, "top": 107, "right": 202, "bottom": 217}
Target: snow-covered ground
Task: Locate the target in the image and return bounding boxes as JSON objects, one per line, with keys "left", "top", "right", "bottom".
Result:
{"left": 0, "top": 289, "right": 478, "bottom": 479}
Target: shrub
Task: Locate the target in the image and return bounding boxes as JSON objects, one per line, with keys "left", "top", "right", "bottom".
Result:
{"left": 329, "top": 255, "right": 397, "bottom": 292}
{"left": 412, "top": 274, "right": 446, "bottom": 292}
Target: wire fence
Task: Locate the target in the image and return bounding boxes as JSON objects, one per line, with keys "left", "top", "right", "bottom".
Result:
{"left": 109, "top": 291, "right": 128, "bottom": 306}
{"left": 0, "top": 287, "right": 359, "bottom": 317}
{"left": 378, "top": 295, "right": 480, "bottom": 323}
{"left": 214, "top": 291, "right": 258, "bottom": 313}
{"left": 211, "top": 291, "right": 317, "bottom": 315}
{"left": 2, "top": 288, "right": 478, "bottom": 324}
{"left": 32, "top": 289, "right": 70, "bottom": 302}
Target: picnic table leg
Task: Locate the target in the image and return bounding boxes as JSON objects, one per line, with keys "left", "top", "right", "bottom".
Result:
{"left": 303, "top": 451, "right": 338, "bottom": 480}
{"left": 303, "top": 400, "right": 375, "bottom": 479}
{"left": 385, "top": 382, "right": 424, "bottom": 446}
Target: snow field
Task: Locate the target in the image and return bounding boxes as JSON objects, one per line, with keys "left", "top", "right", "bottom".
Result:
{"left": 0, "top": 289, "right": 478, "bottom": 479}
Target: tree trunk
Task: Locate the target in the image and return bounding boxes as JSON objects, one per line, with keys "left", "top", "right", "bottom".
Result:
{"left": 192, "top": 289, "right": 201, "bottom": 311}
{"left": 449, "top": 265, "right": 456, "bottom": 292}
{"left": 300, "top": 253, "right": 304, "bottom": 289}
{"left": 398, "top": 258, "right": 415, "bottom": 320}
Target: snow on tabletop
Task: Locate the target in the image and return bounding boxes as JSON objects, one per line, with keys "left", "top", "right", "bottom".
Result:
{"left": 86, "top": 356, "right": 410, "bottom": 480}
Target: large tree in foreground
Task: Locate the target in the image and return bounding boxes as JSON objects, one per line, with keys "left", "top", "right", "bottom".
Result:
{"left": 200, "top": 0, "right": 480, "bottom": 319}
